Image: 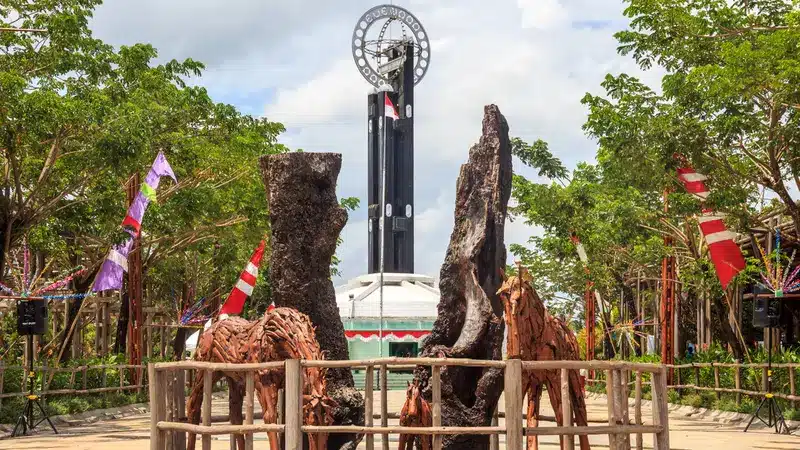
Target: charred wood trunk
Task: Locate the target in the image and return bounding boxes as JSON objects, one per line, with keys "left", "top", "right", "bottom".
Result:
{"left": 260, "top": 152, "right": 364, "bottom": 450}
{"left": 414, "top": 105, "right": 512, "bottom": 450}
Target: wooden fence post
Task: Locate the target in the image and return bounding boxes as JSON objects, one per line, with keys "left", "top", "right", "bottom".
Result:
{"left": 762, "top": 366, "right": 769, "bottom": 392}
{"left": 174, "top": 369, "right": 186, "bottom": 450}
{"left": 364, "top": 365, "right": 374, "bottom": 450}
{"left": 149, "top": 364, "right": 160, "bottom": 450}
{"left": 734, "top": 362, "right": 742, "bottom": 406}
{"left": 202, "top": 369, "right": 212, "bottom": 450}
{"left": 650, "top": 369, "right": 670, "bottom": 450}
{"left": 790, "top": 365, "right": 797, "bottom": 410}
{"left": 560, "top": 368, "right": 574, "bottom": 450}
{"left": 619, "top": 370, "right": 631, "bottom": 450}
{"left": 605, "top": 369, "right": 616, "bottom": 450}
{"left": 489, "top": 405, "right": 500, "bottom": 450}
{"left": 381, "top": 364, "right": 388, "bottom": 450}
{"left": 504, "top": 359, "right": 523, "bottom": 450}
{"left": 634, "top": 371, "right": 643, "bottom": 450}
{"left": 285, "top": 359, "right": 303, "bottom": 450}
{"left": 432, "top": 365, "right": 443, "bottom": 450}
{"left": 713, "top": 364, "right": 720, "bottom": 400}
{"left": 0, "top": 363, "right": 4, "bottom": 411}
{"left": 245, "top": 371, "right": 255, "bottom": 450}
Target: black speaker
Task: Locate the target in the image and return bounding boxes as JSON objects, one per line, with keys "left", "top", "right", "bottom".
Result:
{"left": 753, "top": 296, "right": 781, "bottom": 329}
{"left": 16, "top": 299, "right": 47, "bottom": 335}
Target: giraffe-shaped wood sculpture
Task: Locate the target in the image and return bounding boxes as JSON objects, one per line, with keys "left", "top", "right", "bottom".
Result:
{"left": 185, "top": 307, "right": 335, "bottom": 450}
{"left": 498, "top": 266, "right": 591, "bottom": 450}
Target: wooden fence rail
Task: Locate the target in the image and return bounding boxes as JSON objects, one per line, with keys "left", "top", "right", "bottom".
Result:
{"left": 0, "top": 363, "right": 147, "bottom": 403}
{"left": 150, "top": 358, "right": 669, "bottom": 450}
{"left": 588, "top": 361, "right": 800, "bottom": 409}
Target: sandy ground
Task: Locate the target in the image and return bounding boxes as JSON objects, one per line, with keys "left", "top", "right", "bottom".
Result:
{"left": 1, "top": 390, "right": 798, "bottom": 450}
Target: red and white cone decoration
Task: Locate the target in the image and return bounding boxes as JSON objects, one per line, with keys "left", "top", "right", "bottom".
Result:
{"left": 219, "top": 240, "right": 266, "bottom": 318}
{"left": 674, "top": 155, "right": 745, "bottom": 289}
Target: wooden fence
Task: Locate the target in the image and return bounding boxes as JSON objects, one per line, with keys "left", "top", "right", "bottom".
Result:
{"left": 0, "top": 363, "right": 147, "bottom": 409}
{"left": 149, "top": 358, "right": 669, "bottom": 450}
{"left": 589, "top": 362, "right": 800, "bottom": 409}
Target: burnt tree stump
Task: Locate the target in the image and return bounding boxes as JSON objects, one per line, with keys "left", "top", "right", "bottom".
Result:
{"left": 414, "top": 105, "right": 513, "bottom": 450}
{"left": 260, "top": 152, "right": 365, "bottom": 450}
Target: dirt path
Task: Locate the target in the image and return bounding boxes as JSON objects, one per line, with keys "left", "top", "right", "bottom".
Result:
{"left": 1, "top": 391, "right": 797, "bottom": 449}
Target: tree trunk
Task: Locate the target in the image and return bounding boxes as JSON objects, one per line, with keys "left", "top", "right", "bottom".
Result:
{"left": 414, "top": 105, "right": 512, "bottom": 450}
{"left": 114, "top": 284, "right": 129, "bottom": 354}
{"left": 711, "top": 293, "right": 746, "bottom": 360}
{"left": 260, "top": 152, "right": 364, "bottom": 450}
{"left": 59, "top": 271, "right": 95, "bottom": 363}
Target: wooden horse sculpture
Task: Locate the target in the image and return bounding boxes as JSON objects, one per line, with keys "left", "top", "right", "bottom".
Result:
{"left": 498, "top": 266, "right": 591, "bottom": 450}
{"left": 398, "top": 379, "right": 432, "bottom": 450}
{"left": 185, "top": 307, "right": 335, "bottom": 450}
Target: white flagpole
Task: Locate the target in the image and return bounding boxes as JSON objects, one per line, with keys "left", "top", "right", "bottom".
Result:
{"left": 378, "top": 95, "right": 387, "bottom": 358}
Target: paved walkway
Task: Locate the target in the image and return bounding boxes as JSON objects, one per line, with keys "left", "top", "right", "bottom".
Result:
{"left": 1, "top": 391, "right": 798, "bottom": 449}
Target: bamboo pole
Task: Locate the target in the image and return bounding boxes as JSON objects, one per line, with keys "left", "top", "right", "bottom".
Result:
{"left": 713, "top": 365, "right": 721, "bottom": 400}
{"left": 505, "top": 359, "right": 523, "bottom": 450}
{"left": 735, "top": 361, "right": 742, "bottom": 406}
{"left": 285, "top": 360, "right": 302, "bottom": 450}
{"left": 560, "top": 368, "right": 574, "bottom": 450}
{"left": 245, "top": 371, "right": 254, "bottom": 450}
{"left": 432, "top": 365, "right": 442, "bottom": 450}
{"left": 619, "top": 370, "right": 631, "bottom": 450}
{"left": 365, "top": 366, "right": 374, "bottom": 450}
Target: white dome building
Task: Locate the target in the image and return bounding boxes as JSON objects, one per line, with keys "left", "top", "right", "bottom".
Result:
{"left": 335, "top": 272, "right": 439, "bottom": 361}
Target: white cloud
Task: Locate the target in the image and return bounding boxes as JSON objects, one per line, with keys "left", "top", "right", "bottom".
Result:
{"left": 91, "top": 0, "right": 666, "bottom": 284}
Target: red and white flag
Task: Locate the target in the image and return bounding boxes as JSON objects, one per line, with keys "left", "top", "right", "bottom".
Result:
{"left": 674, "top": 156, "right": 745, "bottom": 289}
{"left": 384, "top": 93, "right": 399, "bottom": 120}
{"left": 219, "top": 240, "right": 266, "bottom": 317}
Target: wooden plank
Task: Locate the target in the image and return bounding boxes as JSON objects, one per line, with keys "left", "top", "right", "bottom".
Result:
{"left": 158, "top": 423, "right": 285, "bottom": 434}
{"left": 432, "top": 365, "right": 442, "bottom": 450}
{"left": 245, "top": 371, "right": 254, "bottom": 450}
{"left": 380, "top": 364, "right": 389, "bottom": 450}
{"left": 504, "top": 359, "right": 523, "bottom": 450}
{"left": 364, "top": 366, "right": 374, "bottom": 450}
{"left": 650, "top": 369, "right": 670, "bottom": 450}
{"left": 202, "top": 370, "right": 212, "bottom": 450}
{"left": 634, "top": 371, "right": 643, "bottom": 450}
{"left": 285, "top": 359, "right": 303, "bottom": 450}
{"left": 560, "top": 368, "right": 573, "bottom": 450}
{"left": 149, "top": 365, "right": 160, "bottom": 450}
{"left": 295, "top": 424, "right": 661, "bottom": 436}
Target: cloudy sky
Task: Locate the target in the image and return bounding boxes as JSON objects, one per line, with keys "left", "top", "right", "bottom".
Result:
{"left": 90, "top": 0, "right": 664, "bottom": 284}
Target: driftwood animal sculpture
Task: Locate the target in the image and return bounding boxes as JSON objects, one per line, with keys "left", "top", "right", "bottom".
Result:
{"left": 185, "top": 307, "right": 335, "bottom": 450}
{"left": 498, "top": 267, "right": 590, "bottom": 450}
{"left": 398, "top": 379, "right": 433, "bottom": 450}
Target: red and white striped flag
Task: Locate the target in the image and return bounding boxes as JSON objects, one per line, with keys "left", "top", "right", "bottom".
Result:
{"left": 219, "top": 240, "right": 266, "bottom": 317}
{"left": 674, "top": 156, "right": 745, "bottom": 289}
{"left": 384, "top": 93, "right": 399, "bottom": 120}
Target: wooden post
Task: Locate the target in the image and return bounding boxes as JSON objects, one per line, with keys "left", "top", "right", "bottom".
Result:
{"left": 149, "top": 365, "right": 160, "bottom": 450}
{"left": 364, "top": 365, "right": 374, "bottom": 450}
{"left": 713, "top": 364, "right": 721, "bottom": 400}
{"left": 790, "top": 366, "right": 797, "bottom": 410}
{"left": 158, "top": 369, "right": 169, "bottom": 450}
{"left": 0, "top": 364, "right": 4, "bottom": 410}
{"left": 504, "top": 359, "right": 523, "bottom": 450}
{"left": 202, "top": 370, "right": 212, "bottom": 450}
{"left": 606, "top": 369, "right": 616, "bottom": 450}
{"left": 245, "top": 371, "right": 255, "bottom": 450}
{"left": 278, "top": 389, "right": 284, "bottom": 425}
{"left": 432, "top": 365, "right": 443, "bottom": 450}
{"left": 166, "top": 372, "right": 174, "bottom": 450}
{"left": 174, "top": 369, "right": 186, "bottom": 450}
{"left": 560, "top": 368, "right": 574, "bottom": 450}
{"left": 146, "top": 312, "right": 153, "bottom": 359}
{"left": 489, "top": 405, "right": 499, "bottom": 450}
{"left": 285, "top": 359, "right": 303, "bottom": 450}
{"left": 650, "top": 369, "right": 670, "bottom": 450}
{"left": 734, "top": 361, "right": 742, "bottom": 406}
{"left": 694, "top": 365, "right": 700, "bottom": 390}
{"left": 381, "top": 364, "right": 388, "bottom": 450}
{"left": 634, "top": 371, "right": 643, "bottom": 450}
{"left": 619, "top": 370, "right": 630, "bottom": 450}
{"left": 762, "top": 367, "right": 769, "bottom": 392}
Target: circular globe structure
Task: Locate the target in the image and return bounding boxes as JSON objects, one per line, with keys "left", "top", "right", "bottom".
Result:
{"left": 351, "top": 4, "right": 431, "bottom": 88}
